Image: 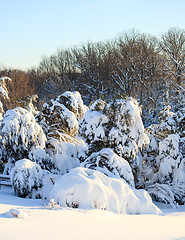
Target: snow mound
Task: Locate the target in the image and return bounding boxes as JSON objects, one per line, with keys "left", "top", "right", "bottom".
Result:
{"left": 82, "top": 148, "right": 135, "bottom": 187}
{"left": 5, "top": 209, "right": 28, "bottom": 219}
{"left": 49, "top": 167, "right": 162, "bottom": 215}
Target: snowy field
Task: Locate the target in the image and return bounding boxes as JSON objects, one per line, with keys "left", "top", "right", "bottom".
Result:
{"left": 1, "top": 187, "right": 185, "bottom": 240}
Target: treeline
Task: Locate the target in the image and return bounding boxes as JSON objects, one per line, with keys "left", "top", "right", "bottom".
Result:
{"left": 1, "top": 28, "right": 185, "bottom": 125}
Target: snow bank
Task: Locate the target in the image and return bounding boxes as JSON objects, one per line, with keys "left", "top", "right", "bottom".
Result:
{"left": 49, "top": 167, "right": 161, "bottom": 215}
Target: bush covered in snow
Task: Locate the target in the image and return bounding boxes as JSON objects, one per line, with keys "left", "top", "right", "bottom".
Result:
{"left": 82, "top": 148, "right": 135, "bottom": 187}
{"left": 79, "top": 99, "right": 108, "bottom": 149}
{"left": 80, "top": 98, "right": 149, "bottom": 157}
{"left": 143, "top": 101, "right": 185, "bottom": 205}
{"left": 157, "top": 134, "right": 181, "bottom": 183}
{"left": 0, "top": 107, "right": 46, "bottom": 174}
{"left": 34, "top": 91, "right": 88, "bottom": 175}
{"left": 80, "top": 98, "right": 149, "bottom": 183}
{"left": 28, "top": 147, "right": 55, "bottom": 172}
{"left": 10, "top": 159, "right": 44, "bottom": 198}
{"left": 146, "top": 183, "right": 185, "bottom": 206}
{"left": 0, "top": 88, "right": 184, "bottom": 210}
{"left": 48, "top": 167, "right": 161, "bottom": 215}
{"left": 58, "top": 91, "right": 88, "bottom": 120}
{"left": 38, "top": 91, "right": 87, "bottom": 139}
{"left": 46, "top": 136, "right": 87, "bottom": 175}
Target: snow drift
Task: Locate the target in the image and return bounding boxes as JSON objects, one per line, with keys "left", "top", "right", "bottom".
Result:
{"left": 49, "top": 167, "right": 162, "bottom": 215}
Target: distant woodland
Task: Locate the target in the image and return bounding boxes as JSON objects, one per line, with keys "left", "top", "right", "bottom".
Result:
{"left": 1, "top": 28, "right": 185, "bottom": 125}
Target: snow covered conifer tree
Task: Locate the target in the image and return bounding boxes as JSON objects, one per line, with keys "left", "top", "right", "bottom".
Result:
{"left": 145, "top": 79, "right": 170, "bottom": 126}
{"left": 38, "top": 91, "right": 88, "bottom": 140}
{"left": 79, "top": 99, "right": 108, "bottom": 153}
{"left": 143, "top": 104, "right": 177, "bottom": 183}
{"left": 0, "top": 107, "right": 47, "bottom": 174}
{"left": 173, "top": 91, "right": 185, "bottom": 137}
{"left": 37, "top": 91, "right": 88, "bottom": 175}
{"left": 80, "top": 97, "right": 149, "bottom": 185}
{"left": 144, "top": 96, "right": 185, "bottom": 204}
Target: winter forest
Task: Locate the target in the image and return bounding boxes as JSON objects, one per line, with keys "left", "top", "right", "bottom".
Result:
{"left": 1, "top": 27, "right": 185, "bottom": 213}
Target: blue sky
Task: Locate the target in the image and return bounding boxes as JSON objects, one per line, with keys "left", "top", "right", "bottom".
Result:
{"left": 0, "top": 0, "right": 185, "bottom": 70}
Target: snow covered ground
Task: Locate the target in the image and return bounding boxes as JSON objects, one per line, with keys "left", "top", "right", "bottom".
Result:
{"left": 1, "top": 187, "right": 185, "bottom": 240}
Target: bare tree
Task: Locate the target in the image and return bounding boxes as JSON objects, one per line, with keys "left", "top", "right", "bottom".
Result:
{"left": 114, "top": 30, "right": 161, "bottom": 106}
{"left": 72, "top": 41, "right": 114, "bottom": 102}
{"left": 160, "top": 28, "right": 185, "bottom": 89}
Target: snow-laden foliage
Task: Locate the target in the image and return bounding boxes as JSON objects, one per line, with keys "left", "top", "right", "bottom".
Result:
{"left": 146, "top": 183, "right": 185, "bottom": 206}
{"left": 0, "top": 107, "right": 46, "bottom": 174}
{"left": 82, "top": 148, "right": 135, "bottom": 187}
{"left": 28, "top": 148, "right": 54, "bottom": 172}
{"left": 80, "top": 98, "right": 149, "bottom": 184}
{"left": 146, "top": 183, "right": 175, "bottom": 206}
{"left": 104, "top": 98, "right": 149, "bottom": 159}
{"left": 10, "top": 159, "right": 44, "bottom": 198}
{"left": 157, "top": 134, "right": 181, "bottom": 183}
{"left": 80, "top": 98, "right": 149, "bottom": 158}
{"left": 42, "top": 98, "right": 79, "bottom": 137}
{"left": 19, "top": 94, "right": 39, "bottom": 116}
{"left": 143, "top": 99, "right": 185, "bottom": 205}
{"left": 59, "top": 91, "right": 88, "bottom": 120}
{"left": 51, "top": 140, "right": 80, "bottom": 174}
{"left": 33, "top": 91, "right": 88, "bottom": 175}
{"left": 38, "top": 91, "right": 88, "bottom": 138}
{"left": 174, "top": 93, "right": 185, "bottom": 137}
{"left": 79, "top": 99, "right": 108, "bottom": 151}
{"left": 173, "top": 157, "right": 185, "bottom": 185}
{"left": 46, "top": 136, "right": 87, "bottom": 175}
{"left": 48, "top": 167, "right": 161, "bottom": 215}
{"left": 0, "top": 76, "right": 11, "bottom": 120}
{"left": 143, "top": 106, "right": 178, "bottom": 181}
